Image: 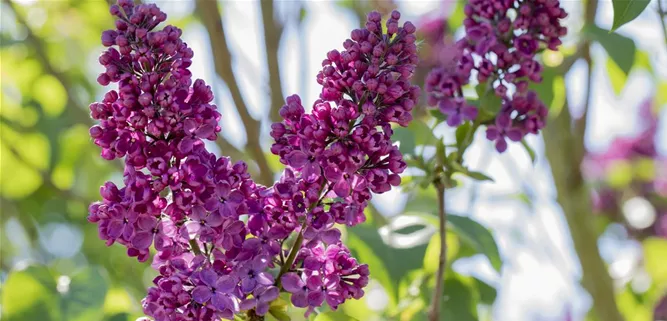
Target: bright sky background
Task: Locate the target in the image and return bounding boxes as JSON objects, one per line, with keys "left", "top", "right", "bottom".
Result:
{"left": 50, "top": 0, "right": 659, "bottom": 319}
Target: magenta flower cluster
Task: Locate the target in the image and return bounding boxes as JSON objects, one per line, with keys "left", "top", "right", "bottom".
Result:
{"left": 425, "top": 0, "right": 567, "bottom": 152}
{"left": 87, "top": 1, "right": 418, "bottom": 320}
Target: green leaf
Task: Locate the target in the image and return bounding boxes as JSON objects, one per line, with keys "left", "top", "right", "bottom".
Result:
{"left": 476, "top": 85, "right": 503, "bottom": 114}
{"left": 447, "top": 215, "right": 502, "bottom": 271}
{"left": 520, "top": 139, "right": 537, "bottom": 164}
{"left": 346, "top": 224, "right": 428, "bottom": 307}
{"left": 299, "top": 6, "right": 307, "bottom": 23}
{"left": 465, "top": 171, "right": 494, "bottom": 182}
{"left": 586, "top": 25, "right": 636, "bottom": 75}
{"left": 473, "top": 278, "right": 497, "bottom": 305}
{"left": 441, "top": 276, "right": 478, "bottom": 321}
{"left": 606, "top": 57, "right": 627, "bottom": 95}
{"left": 32, "top": 75, "right": 68, "bottom": 117}
{"left": 313, "top": 311, "right": 359, "bottom": 321}
{"left": 423, "top": 232, "right": 460, "bottom": 273}
{"left": 455, "top": 122, "right": 472, "bottom": 151}
{"left": 529, "top": 67, "right": 557, "bottom": 108}
{"left": 345, "top": 230, "right": 396, "bottom": 309}
{"left": 269, "top": 308, "right": 291, "bottom": 321}
{"left": 393, "top": 127, "right": 416, "bottom": 155}
{"left": 63, "top": 267, "right": 109, "bottom": 321}
{"left": 435, "top": 140, "right": 446, "bottom": 168}
{"left": 429, "top": 109, "right": 447, "bottom": 123}
{"left": 106, "top": 312, "right": 131, "bottom": 321}
{"left": 657, "top": 81, "right": 667, "bottom": 109}
{"left": 408, "top": 120, "right": 438, "bottom": 146}
{"left": 611, "top": 0, "right": 651, "bottom": 31}
{"left": 1, "top": 266, "right": 59, "bottom": 321}
{"left": 634, "top": 50, "right": 653, "bottom": 74}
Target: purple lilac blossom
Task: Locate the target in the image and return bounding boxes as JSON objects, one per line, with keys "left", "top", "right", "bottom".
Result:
{"left": 269, "top": 9, "right": 417, "bottom": 314}
{"left": 425, "top": 0, "right": 567, "bottom": 152}
{"left": 88, "top": 1, "right": 417, "bottom": 320}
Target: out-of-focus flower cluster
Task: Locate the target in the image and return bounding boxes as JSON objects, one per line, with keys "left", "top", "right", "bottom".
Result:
{"left": 87, "top": 1, "right": 418, "bottom": 320}
{"left": 424, "top": 0, "right": 567, "bottom": 152}
{"left": 583, "top": 100, "right": 667, "bottom": 239}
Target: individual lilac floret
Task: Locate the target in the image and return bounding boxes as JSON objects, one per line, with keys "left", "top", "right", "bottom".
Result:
{"left": 191, "top": 269, "right": 239, "bottom": 318}
{"left": 438, "top": 97, "right": 478, "bottom": 127}
{"left": 239, "top": 286, "right": 280, "bottom": 316}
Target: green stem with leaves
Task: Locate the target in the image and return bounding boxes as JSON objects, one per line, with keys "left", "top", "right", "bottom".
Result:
{"left": 428, "top": 178, "right": 447, "bottom": 321}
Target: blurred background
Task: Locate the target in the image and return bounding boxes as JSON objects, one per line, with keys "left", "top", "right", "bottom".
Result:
{"left": 1, "top": 0, "right": 667, "bottom": 320}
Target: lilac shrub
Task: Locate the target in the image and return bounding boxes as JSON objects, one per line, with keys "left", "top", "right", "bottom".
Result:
{"left": 425, "top": 0, "right": 567, "bottom": 152}
{"left": 87, "top": 1, "right": 418, "bottom": 320}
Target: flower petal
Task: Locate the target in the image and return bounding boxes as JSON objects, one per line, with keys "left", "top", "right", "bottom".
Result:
{"left": 281, "top": 273, "right": 305, "bottom": 293}
{"left": 191, "top": 285, "right": 211, "bottom": 304}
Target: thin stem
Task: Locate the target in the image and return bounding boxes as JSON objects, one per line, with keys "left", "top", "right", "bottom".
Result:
{"left": 428, "top": 180, "right": 447, "bottom": 321}
{"left": 259, "top": 0, "right": 286, "bottom": 123}
{"left": 542, "top": 0, "right": 623, "bottom": 320}
{"left": 275, "top": 180, "right": 330, "bottom": 288}
{"left": 189, "top": 239, "right": 202, "bottom": 256}
{"left": 195, "top": 0, "right": 275, "bottom": 186}
{"left": 275, "top": 220, "right": 308, "bottom": 288}
{"left": 658, "top": 0, "right": 667, "bottom": 46}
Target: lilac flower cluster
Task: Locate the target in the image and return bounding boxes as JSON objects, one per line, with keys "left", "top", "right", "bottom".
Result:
{"left": 87, "top": 2, "right": 418, "bottom": 320}
{"left": 425, "top": 0, "right": 567, "bottom": 152}
{"left": 269, "top": 9, "right": 418, "bottom": 312}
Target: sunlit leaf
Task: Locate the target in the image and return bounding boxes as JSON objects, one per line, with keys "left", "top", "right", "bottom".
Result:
{"left": 611, "top": 0, "right": 651, "bottom": 31}
{"left": 606, "top": 160, "right": 633, "bottom": 188}
{"left": 347, "top": 224, "right": 428, "bottom": 307}
{"left": 423, "top": 231, "right": 460, "bottom": 274}
{"left": 634, "top": 50, "right": 653, "bottom": 74}
{"left": 606, "top": 57, "right": 627, "bottom": 96}
{"left": 447, "top": 1, "right": 465, "bottom": 30}
{"left": 32, "top": 75, "right": 68, "bottom": 117}
{"left": 269, "top": 300, "right": 291, "bottom": 321}
{"left": 464, "top": 171, "right": 494, "bottom": 182}
{"left": 0, "top": 140, "right": 43, "bottom": 199}
{"left": 447, "top": 215, "right": 502, "bottom": 271}
{"left": 643, "top": 237, "right": 667, "bottom": 285}
{"left": 455, "top": 122, "right": 473, "bottom": 151}
{"left": 409, "top": 120, "right": 437, "bottom": 146}
{"left": 346, "top": 230, "right": 397, "bottom": 309}
{"left": 657, "top": 81, "right": 667, "bottom": 109}
{"left": 340, "top": 292, "right": 377, "bottom": 321}
{"left": 103, "top": 287, "right": 134, "bottom": 316}
{"left": 52, "top": 164, "right": 75, "bottom": 190}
